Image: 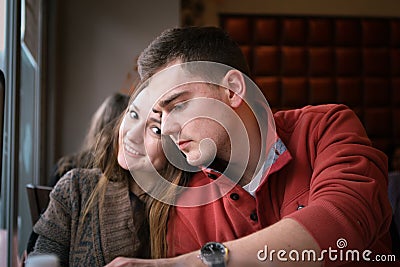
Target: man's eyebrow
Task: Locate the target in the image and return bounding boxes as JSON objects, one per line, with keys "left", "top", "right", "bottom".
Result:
{"left": 159, "top": 91, "right": 189, "bottom": 108}
{"left": 152, "top": 91, "right": 188, "bottom": 114}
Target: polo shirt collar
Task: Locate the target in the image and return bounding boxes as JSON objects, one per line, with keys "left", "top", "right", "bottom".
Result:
{"left": 201, "top": 137, "right": 292, "bottom": 186}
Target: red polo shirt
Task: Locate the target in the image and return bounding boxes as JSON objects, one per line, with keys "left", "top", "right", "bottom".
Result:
{"left": 166, "top": 104, "right": 395, "bottom": 266}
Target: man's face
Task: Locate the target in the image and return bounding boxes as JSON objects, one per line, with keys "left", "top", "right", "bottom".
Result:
{"left": 153, "top": 82, "right": 233, "bottom": 167}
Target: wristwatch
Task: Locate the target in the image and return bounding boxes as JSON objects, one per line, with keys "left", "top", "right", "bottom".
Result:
{"left": 199, "top": 242, "right": 229, "bottom": 267}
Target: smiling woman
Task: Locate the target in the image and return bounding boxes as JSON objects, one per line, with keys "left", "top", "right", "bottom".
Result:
{"left": 26, "top": 84, "right": 191, "bottom": 265}
{"left": 117, "top": 90, "right": 166, "bottom": 173}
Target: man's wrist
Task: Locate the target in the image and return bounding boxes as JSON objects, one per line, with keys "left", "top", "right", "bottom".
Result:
{"left": 174, "top": 251, "right": 204, "bottom": 267}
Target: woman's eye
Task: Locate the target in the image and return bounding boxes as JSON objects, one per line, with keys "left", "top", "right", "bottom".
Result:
{"left": 150, "top": 126, "right": 161, "bottom": 135}
{"left": 129, "top": 110, "right": 139, "bottom": 119}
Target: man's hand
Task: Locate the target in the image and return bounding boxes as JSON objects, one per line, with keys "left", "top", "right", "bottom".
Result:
{"left": 105, "top": 257, "right": 158, "bottom": 267}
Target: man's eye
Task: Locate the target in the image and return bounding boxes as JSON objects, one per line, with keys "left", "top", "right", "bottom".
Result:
{"left": 173, "top": 102, "right": 187, "bottom": 111}
{"left": 129, "top": 110, "right": 139, "bottom": 119}
{"left": 151, "top": 126, "right": 161, "bottom": 135}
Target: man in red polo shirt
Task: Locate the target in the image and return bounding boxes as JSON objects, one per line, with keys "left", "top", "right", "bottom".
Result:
{"left": 105, "top": 27, "right": 398, "bottom": 267}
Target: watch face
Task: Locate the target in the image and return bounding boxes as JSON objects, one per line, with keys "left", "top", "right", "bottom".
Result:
{"left": 201, "top": 242, "right": 227, "bottom": 264}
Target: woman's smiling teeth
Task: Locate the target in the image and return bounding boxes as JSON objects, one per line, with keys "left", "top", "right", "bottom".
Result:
{"left": 124, "top": 141, "right": 143, "bottom": 156}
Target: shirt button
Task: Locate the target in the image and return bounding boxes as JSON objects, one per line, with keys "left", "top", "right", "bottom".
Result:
{"left": 297, "top": 205, "right": 305, "bottom": 210}
{"left": 250, "top": 211, "right": 258, "bottom": 221}
{"left": 230, "top": 193, "right": 240, "bottom": 200}
{"left": 207, "top": 173, "right": 218, "bottom": 179}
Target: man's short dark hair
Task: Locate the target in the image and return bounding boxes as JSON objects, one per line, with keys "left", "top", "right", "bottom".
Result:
{"left": 138, "top": 26, "right": 250, "bottom": 81}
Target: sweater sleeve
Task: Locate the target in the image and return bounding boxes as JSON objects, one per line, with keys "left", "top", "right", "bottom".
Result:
{"left": 286, "top": 105, "right": 392, "bottom": 258}
{"left": 29, "top": 171, "right": 75, "bottom": 267}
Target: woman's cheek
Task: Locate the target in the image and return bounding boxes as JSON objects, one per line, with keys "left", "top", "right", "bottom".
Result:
{"left": 117, "top": 151, "right": 128, "bottom": 170}
{"left": 141, "top": 138, "right": 163, "bottom": 170}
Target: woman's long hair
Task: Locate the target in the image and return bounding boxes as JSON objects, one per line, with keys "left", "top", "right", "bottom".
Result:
{"left": 81, "top": 112, "right": 129, "bottom": 227}
{"left": 82, "top": 105, "right": 190, "bottom": 258}
{"left": 146, "top": 164, "right": 190, "bottom": 258}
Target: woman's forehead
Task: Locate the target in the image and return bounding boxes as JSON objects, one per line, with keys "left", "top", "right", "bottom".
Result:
{"left": 131, "top": 89, "right": 153, "bottom": 110}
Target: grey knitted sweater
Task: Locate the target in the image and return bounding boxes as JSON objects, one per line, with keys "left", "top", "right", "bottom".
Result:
{"left": 28, "top": 168, "right": 149, "bottom": 266}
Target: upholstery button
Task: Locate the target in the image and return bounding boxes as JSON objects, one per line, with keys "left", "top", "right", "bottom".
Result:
{"left": 230, "top": 193, "right": 240, "bottom": 200}
{"left": 207, "top": 173, "right": 218, "bottom": 179}
{"left": 297, "top": 205, "right": 305, "bottom": 210}
{"left": 250, "top": 211, "right": 258, "bottom": 221}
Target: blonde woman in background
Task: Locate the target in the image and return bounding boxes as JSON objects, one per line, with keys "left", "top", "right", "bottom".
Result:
{"left": 49, "top": 92, "right": 130, "bottom": 187}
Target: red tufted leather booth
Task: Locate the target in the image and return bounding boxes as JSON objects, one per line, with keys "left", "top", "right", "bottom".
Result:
{"left": 220, "top": 14, "right": 400, "bottom": 158}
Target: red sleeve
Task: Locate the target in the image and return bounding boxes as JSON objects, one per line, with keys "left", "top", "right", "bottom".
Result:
{"left": 166, "top": 207, "right": 202, "bottom": 257}
{"left": 286, "top": 105, "right": 391, "bottom": 256}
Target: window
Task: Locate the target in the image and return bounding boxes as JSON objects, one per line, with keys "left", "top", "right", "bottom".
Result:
{"left": 0, "top": 0, "right": 5, "bottom": 70}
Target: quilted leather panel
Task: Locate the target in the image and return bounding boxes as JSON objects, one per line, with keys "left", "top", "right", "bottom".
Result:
{"left": 337, "top": 78, "right": 363, "bottom": 106}
{"left": 308, "top": 19, "right": 334, "bottom": 45}
{"left": 254, "top": 18, "right": 279, "bottom": 44}
{"left": 220, "top": 14, "right": 400, "bottom": 154}
{"left": 335, "top": 19, "right": 362, "bottom": 46}
{"left": 309, "top": 78, "right": 335, "bottom": 104}
{"left": 281, "top": 47, "right": 307, "bottom": 76}
{"left": 281, "top": 78, "right": 308, "bottom": 107}
{"left": 309, "top": 48, "right": 334, "bottom": 76}
{"left": 336, "top": 48, "right": 362, "bottom": 75}
{"left": 363, "top": 48, "right": 390, "bottom": 76}
{"left": 282, "top": 18, "right": 307, "bottom": 45}
{"left": 362, "top": 20, "right": 390, "bottom": 46}
{"left": 253, "top": 46, "right": 280, "bottom": 75}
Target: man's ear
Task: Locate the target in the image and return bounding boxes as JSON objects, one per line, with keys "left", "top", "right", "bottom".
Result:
{"left": 222, "top": 69, "right": 246, "bottom": 108}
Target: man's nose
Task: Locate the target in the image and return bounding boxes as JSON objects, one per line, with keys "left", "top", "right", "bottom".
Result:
{"left": 161, "top": 113, "right": 181, "bottom": 137}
